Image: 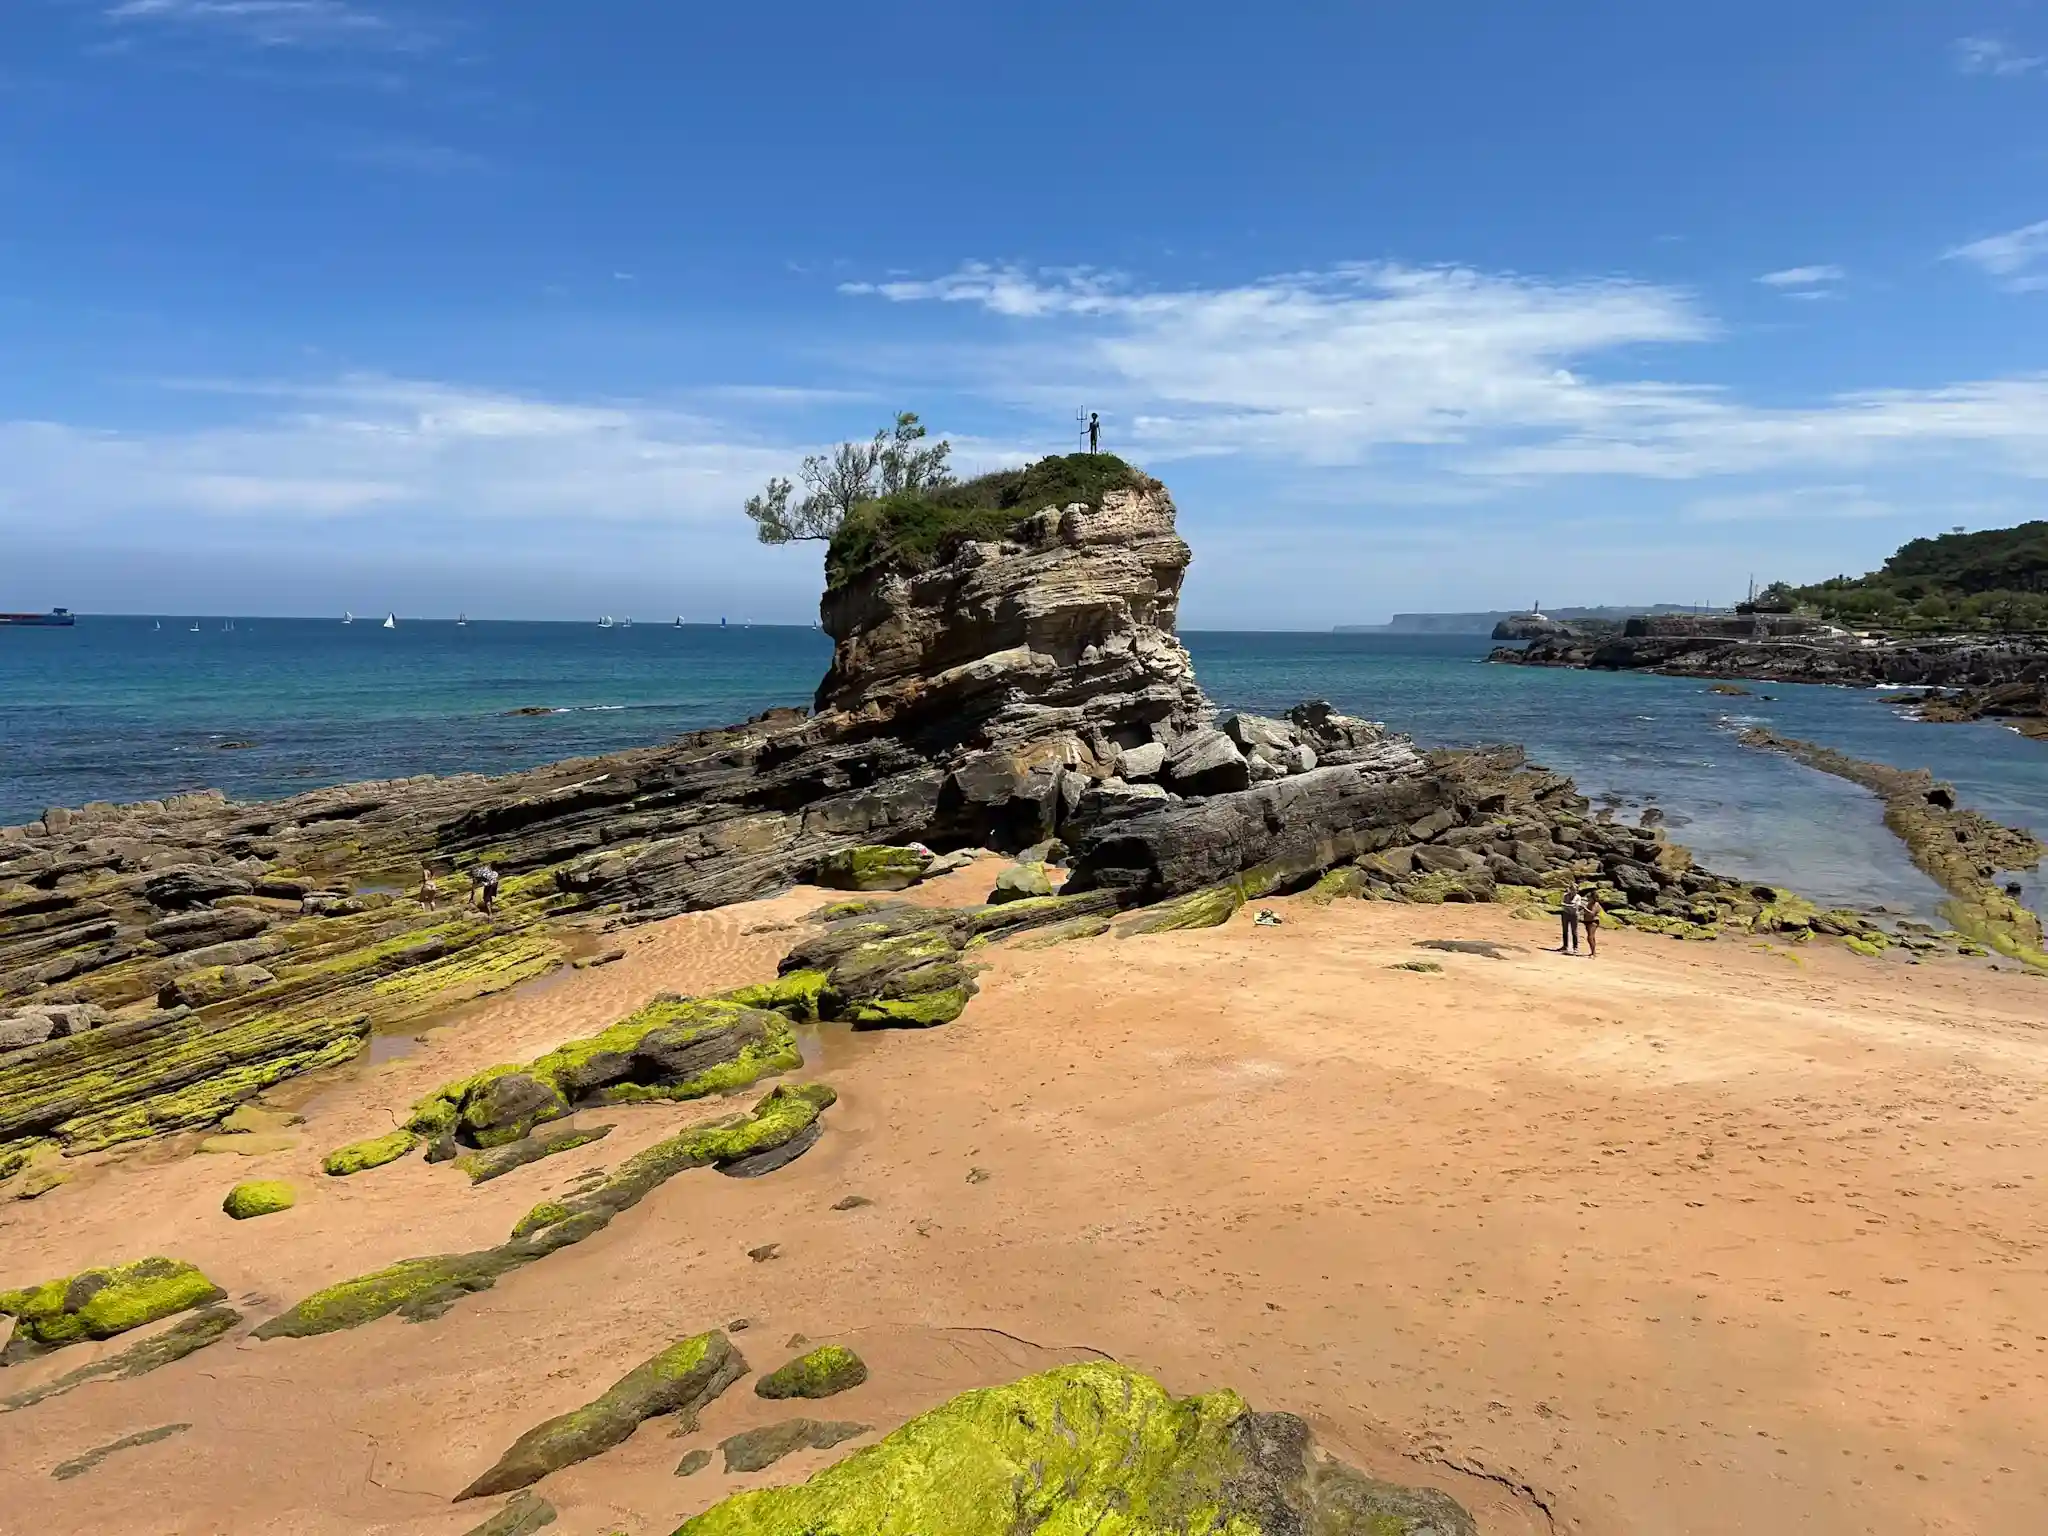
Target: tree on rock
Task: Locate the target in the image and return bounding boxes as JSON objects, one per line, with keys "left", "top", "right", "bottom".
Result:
{"left": 744, "top": 413, "right": 951, "bottom": 544}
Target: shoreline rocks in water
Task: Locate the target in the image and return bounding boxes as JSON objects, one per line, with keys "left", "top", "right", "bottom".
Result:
{"left": 1489, "top": 618, "right": 2048, "bottom": 736}
{"left": 1738, "top": 729, "right": 2046, "bottom": 968}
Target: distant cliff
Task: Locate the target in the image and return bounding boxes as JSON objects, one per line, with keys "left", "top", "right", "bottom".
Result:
{"left": 1340, "top": 603, "right": 1724, "bottom": 635}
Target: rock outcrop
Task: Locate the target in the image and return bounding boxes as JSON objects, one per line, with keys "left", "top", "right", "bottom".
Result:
{"left": 458, "top": 1330, "right": 747, "bottom": 1499}
{"left": 676, "top": 1362, "right": 1475, "bottom": 1536}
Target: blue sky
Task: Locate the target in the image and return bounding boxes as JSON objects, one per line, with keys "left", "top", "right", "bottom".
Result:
{"left": 4, "top": 1, "right": 2047, "bottom": 626}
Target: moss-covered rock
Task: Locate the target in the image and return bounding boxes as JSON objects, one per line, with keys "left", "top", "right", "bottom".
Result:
{"left": 461, "top": 1493, "right": 558, "bottom": 1536}
{"left": 845, "top": 987, "right": 972, "bottom": 1028}
{"left": 456, "top": 1122, "right": 612, "bottom": 1184}
{"left": 720, "top": 969, "right": 830, "bottom": 1022}
{"left": 0, "top": 1305, "right": 240, "bottom": 1414}
{"left": 322, "top": 1128, "right": 419, "bottom": 1176}
{"left": 0, "top": 1007, "right": 370, "bottom": 1156}
{"left": 406, "top": 996, "right": 801, "bottom": 1150}
{"left": 675, "top": 1362, "right": 1475, "bottom": 1536}
{"left": 814, "top": 846, "right": 933, "bottom": 893}
{"left": 253, "top": 1251, "right": 519, "bottom": 1339}
{"left": 755, "top": 1344, "right": 868, "bottom": 1400}
{"left": 222, "top": 1179, "right": 296, "bottom": 1219}
{"left": 0, "top": 1257, "right": 226, "bottom": 1360}
{"left": 1115, "top": 881, "right": 1244, "bottom": 936}
{"left": 514, "top": 1083, "right": 837, "bottom": 1246}
{"left": 1014, "top": 913, "right": 1113, "bottom": 949}
{"left": 988, "top": 861, "right": 1055, "bottom": 904}
{"left": 51, "top": 1421, "right": 191, "bottom": 1481}
{"left": 718, "top": 1417, "right": 872, "bottom": 1474}
{"left": 260, "top": 1085, "right": 839, "bottom": 1340}
{"left": 458, "top": 1330, "right": 747, "bottom": 1499}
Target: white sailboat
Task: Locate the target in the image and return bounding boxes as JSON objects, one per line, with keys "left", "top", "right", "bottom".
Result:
{"left": 673, "top": 615, "right": 684, "bottom": 628}
{"left": 621, "top": 615, "right": 632, "bottom": 629}
{"left": 343, "top": 611, "right": 353, "bottom": 625}
{"left": 383, "top": 612, "right": 397, "bottom": 629}
{"left": 598, "top": 615, "right": 614, "bottom": 629}
{"left": 456, "top": 613, "right": 468, "bottom": 627}
{"left": 189, "top": 621, "right": 201, "bottom": 632}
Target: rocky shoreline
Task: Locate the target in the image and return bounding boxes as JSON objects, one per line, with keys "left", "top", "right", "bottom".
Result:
{"left": 1489, "top": 619, "right": 2048, "bottom": 733}
{"left": 13, "top": 479, "right": 2040, "bottom": 1185}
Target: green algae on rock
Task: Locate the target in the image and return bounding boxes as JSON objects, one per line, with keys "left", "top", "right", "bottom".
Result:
{"left": 458, "top": 1330, "right": 747, "bottom": 1499}
{"left": 0, "top": 1305, "right": 240, "bottom": 1414}
{"left": 258, "top": 1085, "right": 838, "bottom": 1340}
{"left": 813, "top": 846, "right": 933, "bottom": 893}
{"left": 513, "top": 1082, "right": 838, "bottom": 1246}
{"left": 462, "top": 1493, "right": 558, "bottom": 1536}
{"left": 755, "top": 1343, "right": 867, "bottom": 1400}
{"left": 457, "top": 1122, "right": 612, "bottom": 1184}
{"left": 322, "top": 1128, "right": 419, "bottom": 1176}
{"left": 0, "top": 1007, "right": 370, "bottom": 1160}
{"left": 1115, "top": 880, "right": 1245, "bottom": 936}
{"left": 222, "top": 1179, "right": 296, "bottom": 1219}
{"left": 718, "top": 1417, "right": 871, "bottom": 1474}
{"left": 406, "top": 996, "right": 803, "bottom": 1151}
{"left": 0, "top": 1258, "right": 226, "bottom": 1361}
{"left": 675, "top": 1363, "right": 1476, "bottom": 1536}
{"left": 51, "top": 1421, "right": 191, "bottom": 1482}
{"left": 253, "top": 1251, "right": 520, "bottom": 1339}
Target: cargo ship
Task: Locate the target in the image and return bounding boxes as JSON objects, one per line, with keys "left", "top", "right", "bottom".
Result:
{"left": 0, "top": 607, "right": 74, "bottom": 627}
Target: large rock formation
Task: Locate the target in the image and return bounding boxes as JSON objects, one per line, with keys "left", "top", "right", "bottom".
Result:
{"left": 0, "top": 471, "right": 1473, "bottom": 1164}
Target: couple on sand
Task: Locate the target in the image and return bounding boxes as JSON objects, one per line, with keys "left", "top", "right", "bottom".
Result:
{"left": 1559, "top": 885, "right": 1602, "bottom": 957}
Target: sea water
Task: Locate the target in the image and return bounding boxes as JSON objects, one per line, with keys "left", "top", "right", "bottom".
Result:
{"left": 3, "top": 619, "right": 2042, "bottom": 921}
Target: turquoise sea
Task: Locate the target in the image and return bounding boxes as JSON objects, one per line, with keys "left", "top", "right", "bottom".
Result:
{"left": 4, "top": 618, "right": 2044, "bottom": 922}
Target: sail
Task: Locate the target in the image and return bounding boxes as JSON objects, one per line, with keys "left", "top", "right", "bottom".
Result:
{"left": 383, "top": 613, "right": 397, "bottom": 629}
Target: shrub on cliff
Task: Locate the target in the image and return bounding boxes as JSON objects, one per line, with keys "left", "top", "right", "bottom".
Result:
{"left": 825, "top": 452, "right": 1154, "bottom": 587}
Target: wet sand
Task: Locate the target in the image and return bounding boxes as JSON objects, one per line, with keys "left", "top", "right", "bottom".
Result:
{"left": 3, "top": 859, "right": 2046, "bottom": 1535}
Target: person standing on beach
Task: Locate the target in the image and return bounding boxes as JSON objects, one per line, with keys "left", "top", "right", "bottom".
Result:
{"left": 1581, "top": 890, "right": 1602, "bottom": 958}
{"left": 419, "top": 865, "right": 440, "bottom": 911}
{"left": 1088, "top": 412, "right": 1100, "bottom": 454}
{"left": 1559, "top": 886, "right": 1580, "bottom": 955}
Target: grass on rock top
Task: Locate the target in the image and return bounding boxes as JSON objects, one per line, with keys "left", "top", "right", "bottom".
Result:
{"left": 824, "top": 453, "right": 1154, "bottom": 588}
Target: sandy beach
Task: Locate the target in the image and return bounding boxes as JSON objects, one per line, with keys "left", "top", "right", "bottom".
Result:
{"left": 3, "top": 856, "right": 2045, "bottom": 1535}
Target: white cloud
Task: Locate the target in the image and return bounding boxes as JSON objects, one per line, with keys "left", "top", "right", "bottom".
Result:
{"left": 1945, "top": 219, "right": 2048, "bottom": 290}
{"left": 851, "top": 261, "right": 1714, "bottom": 466}
{"left": 0, "top": 377, "right": 795, "bottom": 531}
{"left": 851, "top": 260, "right": 2048, "bottom": 483}
{"left": 105, "top": 0, "right": 423, "bottom": 50}
{"left": 1758, "top": 264, "right": 1846, "bottom": 292}
{"left": 1954, "top": 36, "right": 2044, "bottom": 77}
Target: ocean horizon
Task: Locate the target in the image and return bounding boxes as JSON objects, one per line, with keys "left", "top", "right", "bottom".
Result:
{"left": 5, "top": 616, "right": 2044, "bottom": 923}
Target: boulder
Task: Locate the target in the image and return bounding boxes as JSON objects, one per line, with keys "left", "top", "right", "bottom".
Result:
{"left": 673, "top": 1363, "right": 1473, "bottom": 1536}
{"left": 143, "top": 908, "right": 268, "bottom": 955}
{"left": 718, "top": 1419, "right": 872, "bottom": 1474}
{"left": 1115, "top": 741, "right": 1167, "bottom": 780}
{"left": 0, "top": 1257, "right": 226, "bottom": 1361}
{"left": 1163, "top": 730, "right": 1250, "bottom": 796}
{"left": 408, "top": 996, "right": 802, "bottom": 1150}
{"left": 989, "top": 862, "right": 1056, "bottom": 904}
{"left": 813, "top": 846, "right": 933, "bottom": 893}
{"left": 1219, "top": 712, "right": 1298, "bottom": 759}
{"left": 755, "top": 1343, "right": 869, "bottom": 1400}
{"left": 158, "top": 963, "right": 275, "bottom": 1010}
{"left": 458, "top": 1331, "right": 748, "bottom": 1499}
{"left": 1, "top": 1002, "right": 108, "bottom": 1054}
{"left": 323, "top": 1129, "right": 419, "bottom": 1176}
{"left": 222, "top": 1180, "right": 296, "bottom": 1219}
{"left": 140, "top": 866, "right": 254, "bottom": 911}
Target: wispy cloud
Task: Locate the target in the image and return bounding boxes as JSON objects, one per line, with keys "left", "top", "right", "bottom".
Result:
{"left": 1757, "top": 264, "right": 1846, "bottom": 298}
{"left": 1953, "top": 36, "right": 2044, "bottom": 77}
{"left": 104, "top": 0, "right": 429, "bottom": 51}
{"left": 0, "top": 377, "right": 794, "bottom": 530}
{"left": 852, "top": 259, "right": 2048, "bottom": 484}
{"left": 337, "top": 136, "right": 486, "bottom": 174}
{"left": 1945, "top": 219, "right": 2048, "bottom": 291}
